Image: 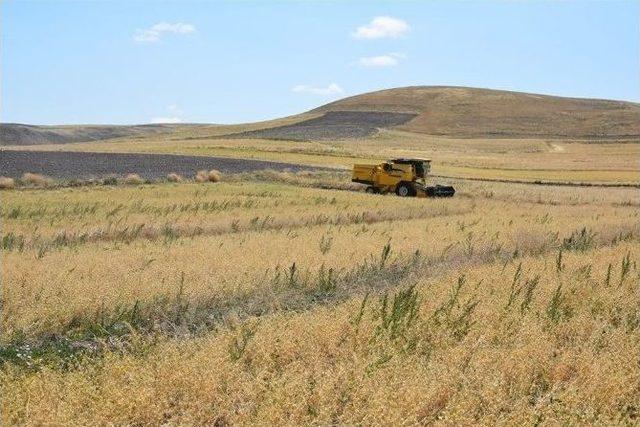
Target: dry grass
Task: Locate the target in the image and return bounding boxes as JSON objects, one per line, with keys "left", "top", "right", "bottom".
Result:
{"left": 123, "top": 173, "right": 144, "bottom": 185}
{"left": 1, "top": 177, "right": 638, "bottom": 425}
{"left": 166, "top": 172, "right": 183, "bottom": 182}
{"left": 0, "top": 176, "right": 15, "bottom": 189}
{"left": 12, "top": 129, "right": 638, "bottom": 184}
{"left": 1, "top": 242, "right": 638, "bottom": 425}
{"left": 20, "top": 172, "right": 51, "bottom": 187}
{"left": 2, "top": 89, "right": 637, "bottom": 423}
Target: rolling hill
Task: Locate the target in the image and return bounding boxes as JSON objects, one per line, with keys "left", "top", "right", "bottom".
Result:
{"left": 2, "top": 86, "right": 639, "bottom": 145}
{"left": 312, "top": 86, "right": 640, "bottom": 139}
{"left": 0, "top": 123, "right": 199, "bottom": 146}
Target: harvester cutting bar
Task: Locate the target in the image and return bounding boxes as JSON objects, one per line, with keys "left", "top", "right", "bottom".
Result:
{"left": 422, "top": 184, "right": 456, "bottom": 197}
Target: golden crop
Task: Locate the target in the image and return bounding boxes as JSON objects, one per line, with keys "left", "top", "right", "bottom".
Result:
{"left": 1, "top": 176, "right": 639, "bottom": 425}
{"left": 7, "top": 128, "right": 639, "bottom": 184}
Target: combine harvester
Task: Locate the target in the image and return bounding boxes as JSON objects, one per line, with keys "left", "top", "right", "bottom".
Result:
{"left": 352, "top": 158, "right": 455, "bottom": 197}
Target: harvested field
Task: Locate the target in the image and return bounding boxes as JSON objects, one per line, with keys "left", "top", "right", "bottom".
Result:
{"left": 224, "top": 111, "right": 417, "bottom": 140}
{"left": 0, "top": 150, "right": 321, "bottom": 180}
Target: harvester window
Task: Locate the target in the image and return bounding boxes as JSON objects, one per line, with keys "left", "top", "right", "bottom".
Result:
{"left": 383, "top": 163, "right": 392, "bottom": 171}
{"left": 414, "top": 163, "right": 424, "bottom": 177}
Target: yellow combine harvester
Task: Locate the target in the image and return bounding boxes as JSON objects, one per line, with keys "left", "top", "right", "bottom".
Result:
{"left": 352, "top": 158, "right": 455, "bottom": 197}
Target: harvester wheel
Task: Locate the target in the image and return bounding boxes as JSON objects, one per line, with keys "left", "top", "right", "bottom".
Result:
{"left": 365, "top": 186, "right": 377, "bottom": 194}
{"left": 395, "top": 183, "right": 414, "bottom": 197}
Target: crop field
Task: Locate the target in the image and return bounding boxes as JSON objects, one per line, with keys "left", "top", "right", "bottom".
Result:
{"left": 3, "top": 0, "right": 639, "bottom": 422}
{"left": 1, "top": 173, "right": 639, "bottom": 425}
{"left": 8, "top": 127, "right": 639, "bottom": 185}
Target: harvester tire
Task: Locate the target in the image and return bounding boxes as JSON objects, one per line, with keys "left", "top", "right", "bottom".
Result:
{"left": 365, "top": 186, "right": 377, "bottom": 194}
{"left": 395, "top": 183, "right": 414, "bottom": 197}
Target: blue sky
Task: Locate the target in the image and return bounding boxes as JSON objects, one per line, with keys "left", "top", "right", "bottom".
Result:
{"left": 2, "top": 1, "right": 638, "bottom": 125}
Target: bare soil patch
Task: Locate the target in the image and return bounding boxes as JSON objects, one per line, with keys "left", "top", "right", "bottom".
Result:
{"left": 0, "top": 150, "right": 320, "bottom": 180}
{"left": 223, "top": 111, "right": 417, "bottom": 141}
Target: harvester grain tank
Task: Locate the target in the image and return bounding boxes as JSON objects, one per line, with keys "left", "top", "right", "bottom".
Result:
{"left": 352, "top": 158, "right": 455, "bottom": 197}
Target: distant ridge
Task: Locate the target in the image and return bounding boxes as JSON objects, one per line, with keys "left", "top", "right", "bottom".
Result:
{"left": 0, "top": 123, "right": 200, "bottom": 146}
{"left": 311, "top": 86, "right": 640, "bottom": 139}
{"left": 3, "top": 86, "right": 639, "bottom": 145}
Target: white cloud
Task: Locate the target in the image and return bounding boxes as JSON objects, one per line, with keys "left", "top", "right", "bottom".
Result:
{"left": 150, "top": 117, "right": 183, "bottom": 124}
{"left": 358, "top": 53, "right": 405, "bottom": 67}
{"left": 134, "top": 22, "right": 196, "bottom": 43}
{"left": 292, "top": 83, "right": 344, "bottom": 96}
{"left": 150, "top": 105, "right": 185, "bottom": 123}
{"left": 352, "top": 16, "right": 409, "bottom": 39}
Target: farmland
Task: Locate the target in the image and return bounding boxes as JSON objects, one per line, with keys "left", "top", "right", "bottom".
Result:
{"left": 1, "top": 86, "right": 639, "bottom": 424}
{"left": 6, "top": 128, "right": 639, "bottom": 184}
{"left": 1, "top": 174, "right": 639, "bottom": 424}
{"left": 0, "top": 150, "right": 324, "bottom": 181}
{"left": 4, "top": 87, "right": 640, "bottom": 185}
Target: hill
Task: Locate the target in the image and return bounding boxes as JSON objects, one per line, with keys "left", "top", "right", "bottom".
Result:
{"left": 3, "top": 87, "right": 639, "bottom": 145}
{"left": 0, "top": 123, "right": 199, "bottom": 146}
{"left": 311, "top": 86, "right": 640, "bottom": 139}
{"left": 224, "top": 111, "right": 417, "bottom": 141}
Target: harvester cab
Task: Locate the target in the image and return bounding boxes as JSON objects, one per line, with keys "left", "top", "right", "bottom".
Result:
{"left": 352, "top": 158, "right": 455, "bottom": 198}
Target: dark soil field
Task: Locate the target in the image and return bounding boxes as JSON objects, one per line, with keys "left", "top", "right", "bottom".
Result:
{"left": 0, "top": 150, "right": 319, "bottom": 180}
{"left": 224, "top": 111, "right": 417, "bottom": 140}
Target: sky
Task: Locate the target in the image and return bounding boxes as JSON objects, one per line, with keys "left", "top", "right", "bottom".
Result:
{"left": 2, "top": 0, "right": 639, "bottom": 125}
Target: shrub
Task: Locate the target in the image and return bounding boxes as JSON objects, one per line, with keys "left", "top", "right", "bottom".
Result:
{"left": 562, "top": 227, "right": 596, "bottom": 252}
{"left": 195, "top": 170, "right": 208, "bottom": 183}
{"left": 66, "top": 179, "right": 84, "bottom": 187}
{"left": 376, "top": 285, "right": 420, "bottom": 341}
{"left": 208, "top": 170, "right": 222, "bottom": 182}
{"left": 102, "top": 176, "right": 118, "bottom": 186}
{"left": 167, "top": 173, "right": 182, "bottom": 183}
{"left": 0, "top": 176, "right": 15, "bottom": 189}
{"left": 21, "top": 173, "right": 51, "bottom": 187}
{"left": 195, "top": 170, "right": 222, "bottom": 183}
{"left": 123, "top": 173, "right": 143, "bottom": 185}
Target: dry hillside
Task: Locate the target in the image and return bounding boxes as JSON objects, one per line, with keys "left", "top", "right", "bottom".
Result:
{"left": 3, "top": 87, "right": 639, "bottom": 145}
{"left": 313, "top": 86, "right": 640, "bottom": 139}
{"left": 223, "top": 111, "right": 417, "bottom": 141}
{"left": 0, "top": 123, "right": 199, "bottom": 146}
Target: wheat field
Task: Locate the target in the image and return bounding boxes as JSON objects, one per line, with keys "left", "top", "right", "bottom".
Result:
{"left": 8, "top": 127, "right": 639, "bottom": 185}
{"left": 1, "top": 171, "right": 639, "bottom": 425}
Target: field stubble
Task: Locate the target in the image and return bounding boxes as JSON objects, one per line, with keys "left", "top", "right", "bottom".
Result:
{"left": 9, "top": 128, "right": 639, "bottom": 184}
{"left": 1, "top": 176, "right": 639, "bottom": 425}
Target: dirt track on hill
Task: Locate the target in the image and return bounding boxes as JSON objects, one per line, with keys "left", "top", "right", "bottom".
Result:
{"left": 224, "top": 111, "right": 417, "bottom": 141}
{"left": 0, "top": 150, "right": 319, "bottom": 180}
